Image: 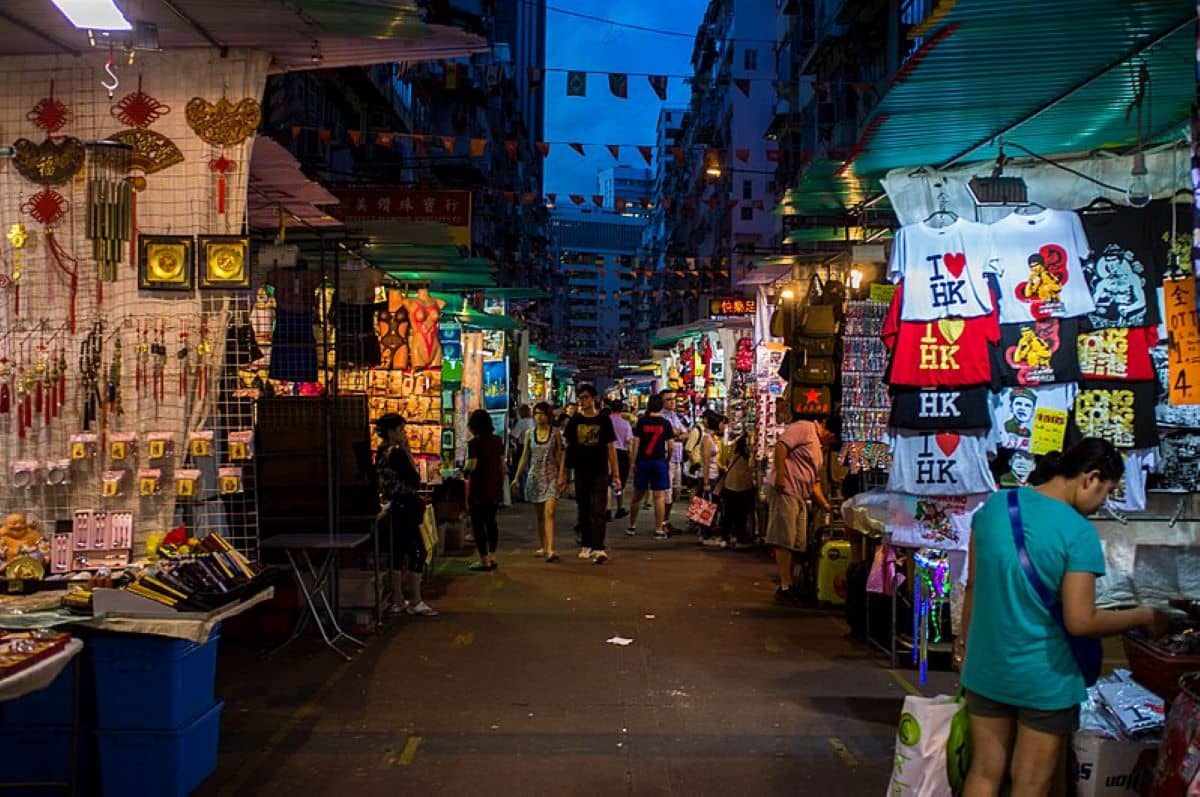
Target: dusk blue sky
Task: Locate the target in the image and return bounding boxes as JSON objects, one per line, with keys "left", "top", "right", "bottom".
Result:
{"left": 543, "top": 0, "right": 709, "bottom": 196}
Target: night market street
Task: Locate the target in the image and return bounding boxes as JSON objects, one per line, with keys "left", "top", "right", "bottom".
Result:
{"left": 200, "top": 501, "right": 954, "bottom": 796}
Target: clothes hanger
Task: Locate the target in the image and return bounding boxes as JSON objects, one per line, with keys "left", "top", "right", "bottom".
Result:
{"left": 922, "top": 189, "right": 957, "bottom": 228}
{"left": 1080, "top": 196, "right": 1119, "bottom": 216}
{"left": 1013, "top": 200, "right": 1046, "bottom": 216}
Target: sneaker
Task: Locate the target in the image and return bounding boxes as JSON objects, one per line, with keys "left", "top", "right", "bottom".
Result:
{"left": 654, "top": 529, "right": 669, "bottom": 540}
{"left": 578, "top": 547, "right": 593, "bottom": 559}
{"left": 406, "top": 601, "right": 439, "bottom": 617}
{"left": 592, "top": 550, "right": 608, "bottom": 564}
{"left": 533, "top": 548, "right": 546, "bottom": 557}
{"left": 614, "top": 508, "right": 629, "bottom": 519}
{"left": 702, "top": 538, "right": 727, "bottom": 549}
{"left": 545, "top": 553, "right": 560, "bottom": 563}
{"left": 469, "top": 561, "right": 490, "bottom": 571}
{"left": 625, "top": 526, "right": 637, "bottom": 537}
{"left": 385, "top": 604, "right": 408, "bottom": 618}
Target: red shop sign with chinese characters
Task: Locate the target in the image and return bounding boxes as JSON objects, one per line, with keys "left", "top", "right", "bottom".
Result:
{"left": 708, "top": 297, "right": 757, "bottom": 318}
{"left": 332, "top": 188, "right": 472, "bottom": 227}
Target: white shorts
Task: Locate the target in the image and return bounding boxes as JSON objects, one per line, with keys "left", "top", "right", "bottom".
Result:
{"left": 669, "top": 462, "right": 683, "bottom": 494}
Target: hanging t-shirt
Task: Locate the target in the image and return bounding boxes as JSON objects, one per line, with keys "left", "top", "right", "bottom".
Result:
{"left": 1150, "top": 345, "right": 1200, "bottom": 428}
{"left": 1078, "top": 203, "right": 1165, "bottom": 329}
{"left": 991, "top": 209, "right": 1095, "bottom": 324}
{"left": 886, "top": 430, "right": 997, "bottom": 496}
{"left": 1076, "top": 326, "right": 1158, "bottom": 381}
{"left": 888, "top": 218, "right": 995, "bottom": 320}
{"left": 1071, "top": 379, "right": 1159, "bottom": 449}
{"left": 888, "top": 386, "right": 991, "bottom": 431}
{"left": 995, "top": 318, "right": 1082, "bottom": 387}
{"left": 1107, "top": 448, "right": 1156, "bottom": 513}
{"left": 882, "top": 284, "right": 999, "bottom": 388}
{"left": 993, "top": 448, "right": 1040, "bottom": 488}
{"left": 990, "top": 383, "right": 1078, "bottom": 452}
{"left": 1158, "top": 432, "right": 1200, "bottom": 492}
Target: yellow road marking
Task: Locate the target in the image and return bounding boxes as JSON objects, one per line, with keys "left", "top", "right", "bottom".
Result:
{"left": 453, "top": 632, "right": 475, "bottom": 646}
{"left": 398, "top": 735, "right": 422, "bottom": 766}
{"left": 762, "top": 635, "right": 783, "bottom": 654}
{"left": 828, "top": 736, "right": 859, "bottom": 768}
{"left": 887, "top": 668, "right": 923, "bottom": 697}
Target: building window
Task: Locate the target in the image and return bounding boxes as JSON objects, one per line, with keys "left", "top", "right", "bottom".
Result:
{"left": 741, "top": 207, "right": 754, "bottom": 221}
{"left": 742, "top": 179, "right": 753, "bottom": 200}
{"left": 744, "top": 48, "right": 757, "bottom": 71}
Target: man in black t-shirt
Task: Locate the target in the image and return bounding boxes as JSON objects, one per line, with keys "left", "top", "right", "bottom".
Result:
{"left": 559, "top": 384, "right": 619, "bottom": 563}
{"left": 625, "top": 394, "right": 674, "bottom": 539}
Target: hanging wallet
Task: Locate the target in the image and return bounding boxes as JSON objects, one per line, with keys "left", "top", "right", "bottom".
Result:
{"left": 792, "top": 357, "right": 836, "bottom": 385}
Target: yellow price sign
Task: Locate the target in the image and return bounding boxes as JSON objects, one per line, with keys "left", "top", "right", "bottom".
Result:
{"left": 1030, "top": 407, "right": 1069, "bottom": 456}
{"left": 102, "top": 479, "right": 120, "bottom": 498}
{"left": 176, "top": 478, "right": 196, "bottom": 497}
{"left": 869, "top": 283, "right": 897, "bottom": 304}
{"left": 70, "top": 442, "right": 87, "bottom": 460}
{"left": 148, "top": 440, "right": 167, "bottom": 459}
{"left": 139, "top": 478, "right": 158, "bottom": 496}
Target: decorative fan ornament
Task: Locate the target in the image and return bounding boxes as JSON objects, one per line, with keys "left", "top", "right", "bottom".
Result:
{"left": 186, "top": 97, "right": 260, "bottom": 215}
{"left": 108, "top": 129, "right": 184, "bottom": 178}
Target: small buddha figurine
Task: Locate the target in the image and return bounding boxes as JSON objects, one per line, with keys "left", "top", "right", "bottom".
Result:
{"left": 0, "top": 513, "right": 46, "bottom": 564}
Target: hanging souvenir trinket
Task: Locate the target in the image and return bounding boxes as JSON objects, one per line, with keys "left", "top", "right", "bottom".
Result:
{"left": 177, "top": 324, "right": 190, "bottom": 399}
{"left": 185, "top": 96, "right": 260, "bottom": 216}
{"left": 15, "top": 84, "right": 84, "bottom": 226}
{"left": 5, "top": 224, "right": 26, "bottom": 317}
{"left": 84, "top": 140, "right": 133, "bottom": 283}
{"left": 194, "top": 316, "right": 212, "bottom": 402}
{"left": 78, "top": 321, "right": 104, "bottom": 430}
{"left": 151, "top": 321, "right": 167, "bottom": 416}
{"left": 105, "top": 336, "right": 123, "bottom": 421}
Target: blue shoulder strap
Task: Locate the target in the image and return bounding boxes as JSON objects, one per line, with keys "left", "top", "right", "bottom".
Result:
{"left": 1006, "top": 489, "right": 1059, "bottom": 610}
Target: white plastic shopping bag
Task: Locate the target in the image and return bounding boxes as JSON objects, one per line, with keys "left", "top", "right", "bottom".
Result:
{"left": 886, "top": 693, "right": 970, "bottom": 797}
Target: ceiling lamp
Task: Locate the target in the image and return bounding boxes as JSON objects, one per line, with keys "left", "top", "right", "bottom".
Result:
{"left": 51, "top": 0, "right": 132, "bottom": 31}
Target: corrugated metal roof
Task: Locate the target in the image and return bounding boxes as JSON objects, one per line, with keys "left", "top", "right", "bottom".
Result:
{"left": 851, "top": 0, "right": 1195, "bottom": 175}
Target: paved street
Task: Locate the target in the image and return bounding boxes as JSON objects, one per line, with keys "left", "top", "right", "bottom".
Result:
{"left": 201, "top": 502, "right": 954, "bottom": 796}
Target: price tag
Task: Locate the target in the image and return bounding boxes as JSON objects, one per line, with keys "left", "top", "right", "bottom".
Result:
{"left": 1165, "top": 276, "right": 1200, "bottom": 405}
{"left": 1030, "top": 408, "right": 1068, "bottom": 456}
{"left": 869, "top": 283, "right": 897, "bottom": 303}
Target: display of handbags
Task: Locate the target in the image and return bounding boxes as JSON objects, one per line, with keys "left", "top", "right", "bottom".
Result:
{"left": 792, "top": 357, "right": 836, "bottom": 385}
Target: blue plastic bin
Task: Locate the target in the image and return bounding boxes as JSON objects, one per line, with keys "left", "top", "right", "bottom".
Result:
{"left": 0, "top": 658, "right": 75, "bottom": 727}
{"left": 0, "top": 725, "right": 74, "bottom": 784}
{"left": 96, "top": 701, "right": 222, "bottom": 797}
{"left": 84, "top": 629, "right": 219, "bottom": 730}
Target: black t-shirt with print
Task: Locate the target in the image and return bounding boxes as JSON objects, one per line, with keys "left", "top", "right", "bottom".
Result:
{"left": 1076, "top": 202, "right": 1167, "bottom": 329}
{"left": 633, "top": 416, "right": 673, "bottom": 462}
{"left": 888, "top": 385, "right": 992, "bottom": 431}
{"left": 1069, "top": 379, "right": 1159, "bottom": 449}
{"left": 564, "top": 413, "right": 616, "bottom": 475}
{"left": 993, "top": 317, "right": 1083, "bottom": 387}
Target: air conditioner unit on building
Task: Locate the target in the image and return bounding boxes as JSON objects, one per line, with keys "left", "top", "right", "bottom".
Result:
{"left": 258, "top": 243, "right": 299, "bottom": 268}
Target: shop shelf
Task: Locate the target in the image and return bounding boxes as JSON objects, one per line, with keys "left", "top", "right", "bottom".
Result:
{"left": 1123, "top": 632, "right": 1200, "bottom": 703}
{"left": 96, "top": 701, "right": 222, "bottom": 797}
{"left": 82, "top": 629, "right": 219, "bottom": 730}
{"left": 0, "top": 658, "right": 75, "bottom": 727}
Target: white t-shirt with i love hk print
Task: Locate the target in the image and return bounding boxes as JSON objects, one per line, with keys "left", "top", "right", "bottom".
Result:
{"left": 886, "top": 429, "right": 998, "bottom": 496}
{"left": 991, "top": 209, "right": 1095, "bottom": 324}
{"left": 888, "top": 218, "right": 996, "bottom": 321}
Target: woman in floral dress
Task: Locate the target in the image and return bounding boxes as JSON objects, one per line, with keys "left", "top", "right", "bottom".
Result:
{"left": 513, "top": 401, "right": 565, "bottom": 562}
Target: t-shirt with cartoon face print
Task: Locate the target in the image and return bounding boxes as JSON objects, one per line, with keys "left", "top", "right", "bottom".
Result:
{"left": 990, "top": 209, "right": 1095, "bottom": 324}
{"left": 1078, "top": 203, "right": 1165, "bottom": 330}
{"left": 993, "top": 318, "right": 1082, "bottom": 387}
{"left": 888, "top": 218, "right": 996, "bottom": 320}
{"left": 990, "top": 383, "right": 1078, "bottom": 452}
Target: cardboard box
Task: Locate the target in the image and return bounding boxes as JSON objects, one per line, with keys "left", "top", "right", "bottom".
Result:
{"left": 1070, "top": 733, "right": 1159, "bottom": 796}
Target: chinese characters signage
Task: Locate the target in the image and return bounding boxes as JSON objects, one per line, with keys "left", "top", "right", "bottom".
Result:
{"left": 708, "top": 297, "right": 757, "bottom": 318}
{"left": 1164, "top": 276, "right": 1200, "bottom": 405}
{"left": 332, "top": 189, "right": 472, "bottom": 246}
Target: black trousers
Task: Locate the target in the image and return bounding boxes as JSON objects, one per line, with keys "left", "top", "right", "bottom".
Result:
{"left": 721, "top": 488, "right": 755, "bottom": 543}
{"left": 387, "top": 496, "right": 428, "bottom": 574}
{"left": 575, "top": 471, "right": 609, "bottom": 551}
{"left": 470, "top": 502, "right": 500, "bottom": 558}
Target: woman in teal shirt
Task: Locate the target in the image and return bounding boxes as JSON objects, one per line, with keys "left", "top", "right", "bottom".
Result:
{"left": 960, "top": 438, "right": 1170, "bottom": 796}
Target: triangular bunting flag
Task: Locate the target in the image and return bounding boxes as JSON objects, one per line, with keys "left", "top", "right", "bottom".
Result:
{"left": 606, "top": 144, "right": 620, "bottom": 160}
{"left": 317, "top": 128, "right": 332, "bottom": 143}
{"left": 412, "top": 134, "right": 427, "bottom": 156}
{"left": 546, "top": 193, "right": 557, "bottom": 205}
{"left": 638, "top": 146, "right": 653, "bottom": 165}
{"left": 592, "top": 195, "right": 604, "bottom": 207}
{"left": 441, "top": 136, "right": 456, "bottom": 154}
{"left": 647, "top": 75, "right": 668, "bottom": 100}
{"left": 521, "top": 192, "right": 537, "bottom": 205}
{"left": 735, "top": 148, "right": 750, "bottom": 163}
{"left": 662, "top": 197, "right": 674, "bottom": 210}
{"left": 766, "top": 149, "right": 780, "bottom": 163}
{"left": 727, "top": 199, "right": 739, "bottom": 210}
{"left": 504, "top": 139, "right": 518, "bottom": 161}
{"left": 566, "top": 70, "right": 587, "bottom": 96}
{"left": 503, "top": 191, "right": 515, "bottom": 204}
{"left": 569, "top": 142, "right": 586, "bottom": 157}
{"left": 640, "top": 198, "right": 651, "bottom": 209}
{"left": 615, "top": 197, "right": 627, "bottom": 213}
{"left": 734, "top": 79, "right": 751, "bottom": 98}
{"left": 528, "top": 67, "right": 544, "bottom": 88}
{"left": 570, "top": 194, "right": 585, "bottom": 205}
{"left": 536, "top": 142, "right": 550, "bottom": 157}
{"left": 376, "top": 132, "right": 395, "bottom": 148}
{"left": 470, "top": 138, "right": 487, "bottom": 157}
{"left": 672, "top": 146, "right": 685, "bottom": 164}
{"left": 608, "top": 73, "right": 628, "bottom": 99}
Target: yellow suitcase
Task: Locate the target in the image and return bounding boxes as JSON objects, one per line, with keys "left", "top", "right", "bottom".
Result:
{"left": 817, "top": 539, "right": 852, "bottom": 605}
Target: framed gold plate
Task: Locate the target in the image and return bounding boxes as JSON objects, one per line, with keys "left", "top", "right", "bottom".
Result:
{"left": 138, "top": 235, "right": 194, "bottom": 291}
{"left": 198, "top": 235, "right": 249, "bottom": 289}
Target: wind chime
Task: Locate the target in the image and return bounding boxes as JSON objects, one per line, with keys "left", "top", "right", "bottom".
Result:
{"left": 911, "top": 548, "right": 952, "bottom": 685}
{"left": 84, "top": 139, "right": 133, "bottom": 284}
{"left": 185, "top": 96, "right": 260, "bottom": 216}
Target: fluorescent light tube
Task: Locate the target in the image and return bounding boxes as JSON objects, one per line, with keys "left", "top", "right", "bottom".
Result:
{"left": 51, "top": 0, "right": 132, "bottom": 31}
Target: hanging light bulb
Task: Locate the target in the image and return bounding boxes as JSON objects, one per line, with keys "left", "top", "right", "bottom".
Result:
{"left": 1127, "top": 151, "right": 1151, "bottom": 208}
